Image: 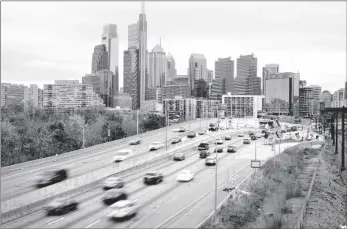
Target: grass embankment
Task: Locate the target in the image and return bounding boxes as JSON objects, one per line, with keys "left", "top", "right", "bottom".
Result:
{"left": 201, "top": 144, "right": 320, "bottom": 229}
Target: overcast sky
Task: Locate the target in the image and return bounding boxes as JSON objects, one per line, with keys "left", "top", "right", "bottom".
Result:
{"left": 1, "top": 1, "right": 346, "bottom": 93}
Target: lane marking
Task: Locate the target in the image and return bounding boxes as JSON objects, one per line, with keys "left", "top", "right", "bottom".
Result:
{"left": 47, "top": 217, "right": 64, "bottom": 225}
{"left": 85, "top": 219, "right": 101, "bottom": 228}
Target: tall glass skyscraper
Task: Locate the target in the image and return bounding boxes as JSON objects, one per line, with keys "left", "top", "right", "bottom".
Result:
{"left": 101, "top": 24, "right": 119, "bottom": 76}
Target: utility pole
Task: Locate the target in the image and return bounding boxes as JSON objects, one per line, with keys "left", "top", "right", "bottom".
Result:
{"left": 82, "top": 114, "right": 85, "bottom": 149}
{"left": 137, "top": 109, "right": 139, "bottom": 135}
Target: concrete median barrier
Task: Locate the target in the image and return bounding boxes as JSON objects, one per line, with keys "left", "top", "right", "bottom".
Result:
{"left": 1, "top": 128, "right": 234, "bottom": 224}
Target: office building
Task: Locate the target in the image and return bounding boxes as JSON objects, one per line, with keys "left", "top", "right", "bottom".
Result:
{"left": 299, "top": 85, "right": 322, "bottom": 117}
{"left": 1, "top": 83, "right": 29, "bottom": 107}
{"left": 163, "top": 97, "right": 196, "bottom": 121}
{"left": 167, "top": 53, "right": 177, "bottom": 79}
{"left": 215, "top": 57, "right": 234, "bottom": 93}
{"left": 193, "top": 79, "right": 209, "bottom": 98}
{"left": 237, "top": 54, "right": 257, "bottom": 78}
{"left": 123, "top": 48, "right": 140, "bottom": 110}
{"left": 222, "top": 93, "right": 264, "bottom": 118}
{"left": 209, "top": 78, "right": 225, "bottom": 101}
{"left": 321, "top": 90, "right": 332, "bottom": 108}
{"left": 114, "top": 92, "right": 132, "bottom": 109}
{"left": 207, "top": 69, "right": 214, "bottom": 83}
{"left": 160, "top": 85, "right": 191, "bottom": 102}
{"left": 140, "top": 100, "right": 163, "bottom": 113}
{"left": 167, "top": 75, "right": 189, "bottom": 86}
{"left": 91, "top": 44, "right": 109, "bottom": 73}
{"left": 262, "top": 64, "right": 279, "bottom": 94}
{"left": 82, "top": 69, "right": 117, "bottom": 107}
{"left": 196, "top": 99, "right": 220, "bottom": 119}
{"left": 43, "top": 80, "right": 104, "bottom": 112}
{"left": 332, "top": 88, "right": 345, "bottom": 107}
{"left": 264, "top": 72, "right": 300, "bottom": 116}
{"left": 233, "top": 76, "right": 261, "bottom": 95}
{"left": 188, "top": 53, "right": 208, "bottom": 95}
{"left": 101, "top": 24, "right": 119, "bottom": 76}
{"left": 148, "top": 44, "right": 167, "bottom": 88}
{"left": 128, "top": 23, "right": 139, "bottom": 49}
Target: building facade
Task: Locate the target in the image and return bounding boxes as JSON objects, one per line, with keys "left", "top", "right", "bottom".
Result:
{"left": 114, "top": 92, "right": 132, "bottom": 109}
{"left": 82, "top": 69, "right": 117, "bottom": 107}
{"left": 167, "top": 75, "right": 189, "bottom": 86}
{"left": 91, "top": 44, "right": 109, "bottom": 73}
{"left": 123, "top": 48, "right": 140, "bottom": 110}
{"left": 101, "top": 24, "right": 119, "bottom": 76}
{"left": 166, "top": 52, "right": 177, "bottom": 80}
{"left": 237, "top": 54, "right": 257, "bottom": 78}
{"left": 299, "top": 85, "right": 322, "bottom": 117}
{"left": 332, "top": 88, "right": 345, "bottom": 108}
{"left": 148, "top": 44, "right": 167, "bottom": 88}
{"left": 215, "top": 57, "right": 234, "bottom": 93}
{"left": 43, "top": 80, "right": 104, "bottom": 112}
{"left": 232, "top": 76, "right": 261, "bottom": 95}
{"left": 262, "top": 64, "right": 279, "bottom": 94}
{"left": 160, "top": 85, "right": 191, "bottom": 102}
{"left": 1, "top": 83, "right": 29, "bottom": 107}
{"left": 140, "top": 100, "right": 163, "bottom": 113}
{"left": 209, "top": 78, "right": 225, "bottom": 101}
{"left": 196, "top": 99, "right": 220, "bottom": 119}
{"left": 264, "top": 72, "right": 300, "bottom": 116}
{"left": 222, "top": 93, "right": 264, "bottom": 118}
{"left": 321, "top": 90, "right": 332, "bottom": 108}
{"left": 163, "top": 97, "right": 197, "bottom": 121}
{"left": 26, "top": 84, "right": 43, "bottom": 108}
{"left": 188, "top": 53, "right": 208, "bottom": 94}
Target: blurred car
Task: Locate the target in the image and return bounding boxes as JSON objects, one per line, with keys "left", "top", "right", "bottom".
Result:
{"left": 36, "top": 169, "right": 68, "bottom": 188}
{"left": 171, "top": 137, "right": 182, "bottom": 144}
{"left": 281, "top": 130, "right": 287, "bottom": 133}
{"left": 198, "top": 142, "right": 209, "bottom": 150}
{"left": 128, "top": 138, "right": 141, "bottom": 145}
{"left": 187, "top": 131, "right": 197, "bottom": 138}
{"left": 227, "top": 145, "right": 237, "bottom": 153}
{"left": 173, "top": 152, "right": 185, "bottom": 161}
{"left": 149, "top": 142, "right": 165, "bottom": 151}
{"left": 249, "top": 132, "right": 255, "bottom": 137}
{"left": 114, "top": 149, "right": 132, "bottom": 162}
{"left": 103, "top": 189, "right": 127, "bottom": 205}
{"left": 103, "top": 177, "right": 124, "bottom": 190}
{"left": 177, "top": 170, "right": 194, "bottom": 182}
{"left": 216, "top": 146, "right": 223, "bottom": 153}
{"left": 224, "top": 135, "right": 232, "bottom": 140}
{"left": 108, "top": 200, "right": 138, "bottom": 220}
{"left": 238, "top": 133, "right": 244, "bottom": 137}
{"left": 261, "top": 130, "right": 266, "bottom": 134}
{"left": 45, "top": 198, "right": 78, "bottom": 216}
{"left": 216, "top": 138, "right": 224, "bottom": 145}
{"left": 205, "top": 156, "right": 216, "bottom": 166}
{"left": 179, "top": 127, "right": 186, "bottom": 132}
{"left": 243, "top": 138, "right": 251, "bottom": 144}
{"left": 143, "top": 171, "right": 164, "bottom": 185}
{"left": 251, "top": 135, "right": 257, "bottom": 140}
{"left": 256, "top": 133, "right": 262, "bottom": 138}
{"left": 306, "top": 135, "right": 312, "bottom": 141}
{"left": 220, "top": 126, "right": 225, "bottom": 130}
{"left": 199, "top": 150, "right": 211, "bottom": 158}
{"left": 198, "top": 130, "right": 206, "bottom": 135}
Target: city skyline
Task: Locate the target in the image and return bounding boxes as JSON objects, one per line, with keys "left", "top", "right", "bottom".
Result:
{"left": 2, "top": 1, "right": 346, "bottom": 92}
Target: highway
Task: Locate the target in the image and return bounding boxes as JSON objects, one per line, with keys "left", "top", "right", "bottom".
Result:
{"left": 0, "top": 118, "right": 217, "bottom": 201}
{"left": 2, "top": 123, "right": 300, "bottom": 229}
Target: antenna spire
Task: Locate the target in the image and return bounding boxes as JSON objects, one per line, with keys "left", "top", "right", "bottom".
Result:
{"left": 141, "top": 1, "right": 145, "bottom": 14}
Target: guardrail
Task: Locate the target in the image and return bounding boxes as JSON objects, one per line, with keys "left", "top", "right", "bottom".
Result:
{"left": 1, "top": 128, "right": 238, "bottom": 224}
{"left": 1, "top": 118, "right": 215, "bottom": 174}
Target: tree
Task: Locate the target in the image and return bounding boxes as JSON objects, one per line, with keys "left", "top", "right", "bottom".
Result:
{"left": 121, "top": 116, "right": 137, "bottom": 136}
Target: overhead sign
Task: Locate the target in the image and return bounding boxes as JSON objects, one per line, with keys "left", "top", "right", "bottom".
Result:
{"left": 251, "top": 160, "right": 261, "bottom": 168}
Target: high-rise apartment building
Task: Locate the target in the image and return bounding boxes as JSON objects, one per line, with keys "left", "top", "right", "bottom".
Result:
{"left": 222, "top": 93, "right": 264, "bottom": 118}
{"left": 26, "top": 84, "right": 43, "bottom": 108}
{"left": 299, "top": 85, "right": 322, "bottom": 117}
{"left": 265, "top": 72, "right": 300, "bottom": 116}
{"left": 196, "top": 99, "right": 220, "bottom": 119}
{"left": 262, "top": 64, "right": 279, "bottom": 94}
{"left": 43, "top": 80, "right": 104, "bottom": 112}
{"left": 163, "top": 97, "right": 197, "bottom": 121}
{"left": 82, "top": 69, "right": 117, "bottom": 107}
{"left": 101, "top": 24, "right": 119, "bottom": 77}
{"left": 188, "top": 53, "right": 208, "bottom": 95}
{"left": 1, "top": 83, "right": 29, "bottom": 107}
{"left": 321, "top": 90, "right": 332, "bottom": 108}
{"left": 91, "top": 44, "right": 109, "bottom": 73}
{"left": 215, "top": 57, "right": 234, "bottom": 93}
{"left": 148, "top": 44, "right": 167, "bottom": 88}
{"left": 123, "top": 48, "right": 140, "bottom": 110}
{"left": 332, "top": 88, "right": 345, "bottom": 107}
{"left": 160, "top": 85, "right": 191, "bottom": 102}
{"left": 237, "top": 54, "right": 257, "bottom": 78}
{"left": 167, "top": 53, "right": 177, "bottom": 80}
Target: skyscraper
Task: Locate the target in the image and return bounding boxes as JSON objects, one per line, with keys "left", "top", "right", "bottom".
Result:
{"left": 138, "top": 2, "right": 148, "bottom": 104}
{"left": 188, "top": 54, "right": 208, "bottom": 97}
{"left": 101, "top": 24, "right": 119, "bottom": 76}
{"left": 91, "top": 44, "right": 109, "bottom": 73}
{"left": 123, "top": 48, "right": 140, "bottom": 110}
{"left": 167, "top": 53, "right": 177, "bottom": 79}
{"left": 237, "top": 54, "right": 257, "bottom": 78}
{"left": 321, "top": 90, "right": 332, "bottom": 108}
{"left": 128, "top": 23, "right": 139, "bottom": 49}
{"left": 262, "top": 64, "right": 279, "bottom": 94}
{"left": 299, "top": 85, "right": 322, "bottom": 117}
{"left": 148, "top": 44, "right": 167, "bottom": 88}
{"left": 215, "top": 57, "right": 234, "bottom": 93}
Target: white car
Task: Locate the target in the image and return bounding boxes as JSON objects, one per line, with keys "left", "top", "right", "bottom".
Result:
{"left": 114, "top": 149, "right": 132, "bottom": 162}
{"left": 149, "top": 142, "right": 165, "bottom": 151}
{"left": 103, "top": 177, "right": 124, "bottom": 190}
{"left": 108, "top": 200, "right": 138, "bottom": 220}
{"left": 216, "top": 138, "right": 224, "bottom": 145}
{"left": 128, "top": 138, "right": 141, "bottom": 145}
{"left": 177, "top": 170, "right": 195, "bottom": 182}
{"left": 205, "top": 156, "right": 216, "bottom": 166}
{"left": 238, "top": 133, "right": 244, "bottom": 137}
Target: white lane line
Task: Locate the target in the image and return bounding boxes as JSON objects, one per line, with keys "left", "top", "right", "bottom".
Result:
{"left": 47, "top": 217, "right": 64, "bottom": 225}
{"left": 85, "top": 219, "right": 101, "bottom": 228}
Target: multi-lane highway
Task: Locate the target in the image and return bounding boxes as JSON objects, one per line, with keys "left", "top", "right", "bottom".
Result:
{"left": 2, "top": 120, "right": 308, "bottom": 229}
{"left": 1, "top": 118, "right": 218, "bottom": 201}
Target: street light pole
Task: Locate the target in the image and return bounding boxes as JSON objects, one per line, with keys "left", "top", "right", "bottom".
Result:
{"left": 165, "top": 109, "right": 168, "bottom": 153}
{"left": 137, "top": 109, "right": 139, "bottom": 136}
{"left": 82, "top": 114, "right": 85, "bottom": 148}
{"left": 205, "top": 132, "right": 217, "bottom": 220}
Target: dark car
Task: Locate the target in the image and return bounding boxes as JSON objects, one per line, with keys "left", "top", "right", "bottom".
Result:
{"left": 261, "top": 130, "right": 266, "bottom": 134}
{"left": 171, "top": 137, "right": 182, "bottom": 144}
{"left": 103, "top": 189, "right": 127, "bottom": 205}
{"left": 198, "top": 142, "right": 209, "bottom": 150}
{"left": 45, "top": 198, "right": 78, "bottom": 216}
{"left": 216, "top": 146, "right": 223, "bottom": 153}
{"left": 227, "top": 145, "right": 237, "bottom": 153}
{"left": 249, "top": 132, "right": 255, "bottom": 137}
{"left": 291, "top": 126, "right": 298, "bottom": 131}
{"left": 198, "top": 130, "right": 206, "bottom": 135}
{"left": 179, "top": 127, "right": 186, "bottom": 132}
{"left": 173, "top": 152, "right": 185, "bottom": 161}
{"left": 36, "top": 169, "right": 68, "bottom": 188}
{"left": 144, "top": 172, "right": 164, "bottom": 185}
{"left": 224, "top": 135, "right": 232, "bottom": 140}
{"left": 199, "top": 150, "right": 211, "bottom": 158}
{"left": 281, "top": 130, "right": 287, "bottom": 133}
{"left": 251, "top": 135, "right": 257, "bottom": 140}
{"left": 187, "top": 131, "right": 197, "bottom": 138}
